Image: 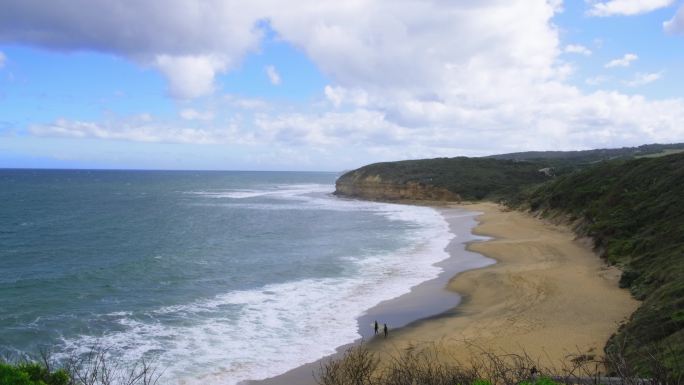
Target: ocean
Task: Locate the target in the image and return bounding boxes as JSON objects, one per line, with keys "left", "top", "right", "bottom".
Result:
{"left": 0, "top": 169, "right": 484, "bottom": 384}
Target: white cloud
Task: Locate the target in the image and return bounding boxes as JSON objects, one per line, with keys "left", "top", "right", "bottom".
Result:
{"left": 179, "top": 108, "right": 215, "bottom": 121}
{"left": 324, "top": 86, "right": 369, "bottom": 108}
{"left": 605, "top": 53, "right": 638, "bottom": 68}
{"left": 3, "top": 0, "right": 684, "bottom": 165}
{"left": 265, "top": 65, "right": 281, "bottom": 85}
{"left": 0, "top": 0, "right": 265, "bottom": 98}
{"left": 624, "top": 72, "right": 663, "bottom": 87}
{"left": 587, "top": 0, "right": 674, "bottom": 16}
{"left": 585, "top": 75, "right": 610, "bottom": 85}
{"left": 29, "top": 86, "right": 684, "bottom": 158}
{"left": 155, "top": 55, "right": 228, "bottom": 99}
{"left": 0, "top": 1, "right": 566, "bottom": 101}
{"left": 29, "top": 116, "right": 235, "bottom": 144}
{"left": 564, "top": 44, "right": 592, "bottom": 55}
{"left": 270, "top": 1, "right": 562, "bottom": 93}
{"left": 0, "top": 51, "right": 5, "bottom": 68}
{"left": 664, "top": 4, "right": 684, "bottom": 33}
{"left": 223, "top": 94, "right": 271, "bottom": 110}
{"left": 254, "top": 109, "right": 408, "bottom": 146}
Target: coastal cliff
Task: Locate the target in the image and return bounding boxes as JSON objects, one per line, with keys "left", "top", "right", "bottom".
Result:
{"left": 335, "top": 144, "right": 684, "bottom": 203}
{"left": 334, "top": 156, "right": 550, "bottom": 202}
{"left": 335, "top": 174, "right": 460, "bottom": 201}
{"left": 335, "top": 146, "right": 684, "bottom": 375}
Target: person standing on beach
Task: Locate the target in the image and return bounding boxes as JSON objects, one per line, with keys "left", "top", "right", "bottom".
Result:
{"left": 383, "top": 323, "right": 388, "bottom": 338}
{"left": 374, "top": 320, "right": 379, "bottom": 335}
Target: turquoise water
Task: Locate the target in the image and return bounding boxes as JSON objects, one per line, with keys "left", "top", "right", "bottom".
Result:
{"left": 0, "top": 170, "right": 454, "bottom": 384}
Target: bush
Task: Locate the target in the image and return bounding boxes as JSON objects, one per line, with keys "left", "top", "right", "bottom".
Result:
{"left": 0, "top": 364, "right": 35, "bottom": 385}
{"left": 0, "top": 346, "right": 161, "bottom": 385}
{"left": 0, "top": 363, "right": 68, "bottom": 385}
{"left": 316, "top": 342, "right": 683, "bottom": 385}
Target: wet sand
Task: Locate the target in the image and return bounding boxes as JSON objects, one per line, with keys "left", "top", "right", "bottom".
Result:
{"left": 251, "top": 202, "right": 638, "bottom": 384}
{"left": 249, "top": 206, "right": 489, "bottom": 385}
{"left": 366, "top": 202, "right": 638, "bottom": 366}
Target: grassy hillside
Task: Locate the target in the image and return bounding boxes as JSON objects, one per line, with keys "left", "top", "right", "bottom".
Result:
{"left": 338, "top": 145, "right": 684, "bottom": 376}
{"left": 517, "top": 152, "right": 684, "bottom": 374}
{"left": 488, "top": 143, "right": 684, "bottom": 176}
{"left": 336, "top": 157, "right": 551, "bottom": 201}
{"left": 336, "top": 144, "right": 684, "bottom": 202}
{"left": 488, "top": 143, "right": 684, "bottom": 163}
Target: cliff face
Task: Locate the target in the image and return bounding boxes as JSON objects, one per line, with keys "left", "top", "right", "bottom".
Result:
{"left": 335, "top": 174, "right": 461, "bottom": 202}
{"left": 333, "top": 157, "right": 550, "bottom": 202}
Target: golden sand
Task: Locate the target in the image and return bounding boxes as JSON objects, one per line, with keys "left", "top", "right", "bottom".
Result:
{"left": 367, "top": 202, "right": 639, "bottom": 366}
{"left": 253, "top": 202, "right": 639, "bottom": 384}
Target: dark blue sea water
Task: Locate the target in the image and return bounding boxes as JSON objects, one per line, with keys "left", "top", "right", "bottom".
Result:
{"left": 0, "top": 169, "right": 456, "bottom": 384}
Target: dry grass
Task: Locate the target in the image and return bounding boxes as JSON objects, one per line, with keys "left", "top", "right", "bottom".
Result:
{"left": 315, "top": 340, "right": 683, "bottom": 385}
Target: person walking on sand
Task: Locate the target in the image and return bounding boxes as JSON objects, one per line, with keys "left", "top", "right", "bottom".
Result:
{"left": 383, "top": 323, "right": 388, "bottom": 338}
{"left": 374, "top": 320, "right": 379, "bottom": 335}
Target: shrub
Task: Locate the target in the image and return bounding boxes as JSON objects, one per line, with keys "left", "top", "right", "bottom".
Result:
{"left": 0, "top": 346, "right": 161, "bottom": 385}
{"left": 316, "top": 342, "right": 683, "bottom": 385}
{"left": 0, "top": 363, "right": 68, "bottom": 385}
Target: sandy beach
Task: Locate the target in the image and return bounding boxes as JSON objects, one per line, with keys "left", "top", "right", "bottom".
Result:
{"left": 254, "top": 202, "right": 639, "bottom": 384}
{"left": 367, "top": 202, "right": 639, "bottom": 366}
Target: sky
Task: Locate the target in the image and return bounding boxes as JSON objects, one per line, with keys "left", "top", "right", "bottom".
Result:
{"left": 0, "top": 0, "right": 683, "bottom": 171}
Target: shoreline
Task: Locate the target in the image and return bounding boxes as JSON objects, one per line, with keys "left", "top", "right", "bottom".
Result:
{"left": 249, "top": 201, "right": 638, "bottom": 384}
{"left": 247, "top": 205, "right": 489, "bottom": 385}
{"left": 366, "top": 202, "right": 639, "bottom": 366}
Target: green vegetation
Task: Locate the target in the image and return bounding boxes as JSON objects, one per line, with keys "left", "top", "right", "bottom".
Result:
{"left": 337, "top": 157, "right": 551, "bottom": 201}
{"left": 0, "top": 348, "right": 161, "bottom": 385}
{"left": 488, "top": 143, "right": 684, "bottom": 164}
{"left": 0, "top": 363, "right": 68, "bottom": 385}
{"left": 4, "top": 144, "right": 683, "bottom": 384}
{"left": 516, "top": 378, "right": 559, "bottom": 385}
{"left": 336, "top": 143, "right": 684, "bottom": 202}
{"left": 487, "top": 143, "right": 684, "bottom": 177}
{"left": 337, "top": 143, "right": 684, "bottom": 378}
{"left": 516, "top": 152, "right": 684, "bottom": 376}
{"left": 635, "top": 149, "right": 684, "bottom": 159}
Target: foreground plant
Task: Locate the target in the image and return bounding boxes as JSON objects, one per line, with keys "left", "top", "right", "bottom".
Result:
{"left": 0, "top": 346, "right": 162, "bottom": 385}
{"left": 315, "top": 341, "right": 683, "bottom": 385}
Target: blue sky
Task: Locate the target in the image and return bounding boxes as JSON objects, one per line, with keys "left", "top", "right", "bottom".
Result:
{"left": 557, "top": 2, "right": 684, "bottom": 97}
{"left": 1, "top": 0, "right": 683, "bottom": 171}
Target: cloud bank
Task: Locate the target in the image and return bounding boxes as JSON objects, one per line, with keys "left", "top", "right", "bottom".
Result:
{"left": 664, "top": 3, "right": 684, "bottom": 34}
{"left": 2, "top": 0, "right": 684, "bottom": 163}
{"left": 0, "top": 0, "right": 265, "bottom": 98}
{"left": 587, "top": 0, "right": 674, "bottom": 16}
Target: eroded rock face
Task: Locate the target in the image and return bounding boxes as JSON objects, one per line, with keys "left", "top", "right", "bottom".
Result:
{"left": 334, "top": 174, "right": 460, "bottom": 202}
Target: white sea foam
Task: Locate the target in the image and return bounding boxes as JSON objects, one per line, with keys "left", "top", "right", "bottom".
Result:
{"left": 60, "top": 183, "right": 477, "bottom": 385}
{"left": 189, "top": 184, "right": 333, "bottom": 201}
{"left": 190, "top": 184, "right": 443, "bottom": 217}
